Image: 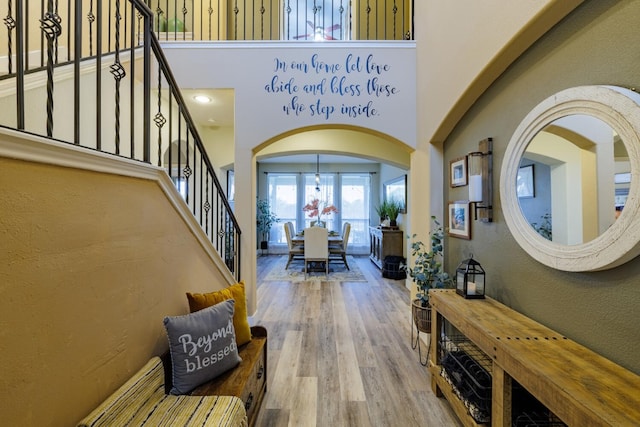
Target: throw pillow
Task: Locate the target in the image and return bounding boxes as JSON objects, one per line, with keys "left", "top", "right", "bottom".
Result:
{"left": 163, "top": 299, "right": 242, "bottom": 395}
{"left": 186, "top": 281, "right": 251, "bottom": 346}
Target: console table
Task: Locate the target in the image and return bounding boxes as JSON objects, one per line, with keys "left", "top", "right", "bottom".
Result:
{"left": 429, "top": 289, "right": 640, "bottom": 426}
{"left": 369, "top": 227, "right": 403, "bottom": 269}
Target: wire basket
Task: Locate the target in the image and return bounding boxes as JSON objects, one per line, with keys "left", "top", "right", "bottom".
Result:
{"left": 412, "top": 299, "right": 432, "bottom": 333}
{"left": 439, "top": 328, "right": 493, "bottom": 424}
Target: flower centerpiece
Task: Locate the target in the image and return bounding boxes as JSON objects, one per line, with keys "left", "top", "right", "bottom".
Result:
{"left": 303, "top": 198, "right": 338, "bottom": 226}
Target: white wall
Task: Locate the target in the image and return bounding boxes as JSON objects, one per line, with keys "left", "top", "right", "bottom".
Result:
{"left": 162, "top": 41, "right": 417, "bottom": 312}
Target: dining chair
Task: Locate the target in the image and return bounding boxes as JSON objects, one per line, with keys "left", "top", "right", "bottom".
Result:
{"left": 284, "top": 222, "right": 304, "bottom": 269}
{"left": 304, "top": 226, "right": 328, "bottom": 278}
{"left": 329, "top": 222, "right": 351, "bottom": 270}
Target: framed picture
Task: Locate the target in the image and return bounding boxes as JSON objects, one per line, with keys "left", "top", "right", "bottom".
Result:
{"left": 450, "top": 157, "right": 468, "bottom": 187}
{"left": 448, "top": 201, "right": 471, "bottom": 239}
{"left": 517, "top": 165, "right": 535, "bottom": 198}
{"left": 384, "top": 175, "right": 407, "bottom": 213}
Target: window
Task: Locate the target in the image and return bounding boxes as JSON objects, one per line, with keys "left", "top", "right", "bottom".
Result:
{"left": 282, "top": 0, "right": 350, "bottom": 41}
{"left": 266, "top": 172, "right": 371, "bottom": 253}
{"left": 340, "top": 174, "right": 371, "bottom": 251}
{"left": 267, "top": 174, "right": 299, "bottom": 244}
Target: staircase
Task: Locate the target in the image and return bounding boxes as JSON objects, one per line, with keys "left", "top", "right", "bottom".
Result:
{"left": 0, "top": 0, "right": 241, "bottom": 279}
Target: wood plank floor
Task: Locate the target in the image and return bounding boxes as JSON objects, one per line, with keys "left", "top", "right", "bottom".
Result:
{"left": 250, "top": 255, "right": 462, "bottom": 427}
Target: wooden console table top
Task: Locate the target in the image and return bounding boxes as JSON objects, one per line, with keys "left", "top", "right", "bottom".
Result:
{"left": 430, "top": 289, "right": 640, "bottom": 426}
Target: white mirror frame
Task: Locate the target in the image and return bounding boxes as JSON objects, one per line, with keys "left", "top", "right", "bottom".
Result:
{"left": 501, "top": 85, "right": 640, "bottom": 271}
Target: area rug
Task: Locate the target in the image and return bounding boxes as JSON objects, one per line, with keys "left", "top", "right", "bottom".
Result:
{"left": 263, "top": 256, "right": 367, "bottom": 282}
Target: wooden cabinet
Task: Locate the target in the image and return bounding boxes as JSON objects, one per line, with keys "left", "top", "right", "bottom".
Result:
{"left": 192, "top": 326, "right": 268, "bottom": 426}
{"left": 369, "top": 227, "right": 403, "bottom": 269}
{"left": 428, "top": 290, "right": 640, "bottom": 426}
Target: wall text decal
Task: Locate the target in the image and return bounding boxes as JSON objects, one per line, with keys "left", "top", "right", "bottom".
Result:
{"left": 264, "top": 53, "right": 400, "bottom": 120}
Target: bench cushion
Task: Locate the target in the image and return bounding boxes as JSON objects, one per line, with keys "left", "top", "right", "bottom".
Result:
{"left": 77, "top": 357, "right": 247, "bottom": 427}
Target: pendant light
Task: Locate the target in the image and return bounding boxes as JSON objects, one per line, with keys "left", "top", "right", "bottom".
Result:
{"left": 315, "top": 154, "right": 321, "bottom": 193}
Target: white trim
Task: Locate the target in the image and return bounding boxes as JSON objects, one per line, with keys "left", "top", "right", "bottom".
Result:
{"left": 0, "top": 49, "right": 142, "bottom": 97}
{"left": 501, "top": 85, "right": 640, "bottom": 271}
{"left": 0, "top": 128, "right": 237, "bottom": 284}
{"left": 159, "top": 40, "right": 416, "bottom": 50}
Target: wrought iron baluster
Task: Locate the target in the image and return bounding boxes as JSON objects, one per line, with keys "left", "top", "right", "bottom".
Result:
{"left": 183, "top": 117, "right": 191, "bottom": 205}
{"left": 204, "top": 173, "right": 210, "bottom": 235}
{"left": 74, "top": 0, "right": 81, "bottom": 144}
{"left": 4, "top": 0, "right": 16, "bottom": 75}
{"left": 154, "top": 66, "right": 165, "bottom": 166}
{"left": 87, "top": 0, "right": 94, "bottom": 55}
{"left": 169, "top": 91, "right": 174, "bottom": 169}
{"left": 392, "top": 0, "right": 398, "bottom": 40}
{"left": 181, "top": 0, "right": 188, "bottom": 39}
{"left": 155, "top": 0, "right": 164, "bottom": 39}
{"left": 207, "top": 0, "right": 212, "bottom": 40}
{"left": 110, "top": 0, "right": 126, "bottom": 155}
{"left": 40, "top": 0, "right": 62, "bottom": 137}
{"left": 96, "top": 0, "right": 102, "bottom": 150}
{"left": 339, "top": 0, "right": 345, "bottom": 40}
{"left": 233, "top": 0, "right": 238, "bottom": 40}
{"left": 15, "top": 0, "right": 25, "bottom": 129}
{"left": 259, "top": 0, "right": 264, "bottom": 40}
{"left": 366, "top": 0, "right": 371, "bottom": 40}
{"left": 129, "top": 4, "right": 136, "bottom": 157}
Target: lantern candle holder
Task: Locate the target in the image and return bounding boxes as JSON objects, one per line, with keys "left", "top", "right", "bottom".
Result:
{"left": 456, "top": 255, "right": 486, "bottom": 299}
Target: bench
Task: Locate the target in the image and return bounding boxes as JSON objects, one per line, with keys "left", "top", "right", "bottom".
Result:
{"left": 78, "top": 326, "right": 267, "bottom": 427}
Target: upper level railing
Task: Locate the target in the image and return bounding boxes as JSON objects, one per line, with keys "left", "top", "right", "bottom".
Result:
{"left": 147, "top": 0, "right": 413, "bottom": 41}
{"left": 0, "top": 0, "right": 241, "bottom": 280}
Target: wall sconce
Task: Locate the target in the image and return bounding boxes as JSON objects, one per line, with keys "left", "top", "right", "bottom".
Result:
{"left": 467, "top": 137, "right": 493, "bottom": 222}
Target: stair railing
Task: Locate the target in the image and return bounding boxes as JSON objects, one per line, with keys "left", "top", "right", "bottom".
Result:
{"left": 0, "top": 0, "right": 241, "bottom": 280}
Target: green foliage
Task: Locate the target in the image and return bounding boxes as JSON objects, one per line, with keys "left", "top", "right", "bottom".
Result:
{"left": 386, "top": 199, "right": 402, "bottom": 221}
{"left": 531, "top": 212, "right": 552, "bottom": 241}
{"left": 256, "top": 199, "right": 278, "bottom": 241}
{"left": 375, "top": 200, "right": 390, "bottom": 219}
{"left": 403, "top": 216, "right": 453, "bottom": 305}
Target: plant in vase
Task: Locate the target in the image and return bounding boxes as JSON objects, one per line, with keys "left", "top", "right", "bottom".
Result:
{"left": 386, "top": 199, "right": 402, "bottom": 227}
{"left": 374, "top": 200, "right": 390, "bottom": 225}
{"left": 302, "top": 198, "right": 338, "bottom": 227}
{"left": 256, "top": 199, "right": 278, "bottom": 252}
{"left": 403, "top": 216, "right": 453, "bottom": 333}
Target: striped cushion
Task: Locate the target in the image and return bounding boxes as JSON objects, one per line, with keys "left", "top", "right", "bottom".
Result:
{"left": 78, "top": 357, "right": 247, "bottom": 427}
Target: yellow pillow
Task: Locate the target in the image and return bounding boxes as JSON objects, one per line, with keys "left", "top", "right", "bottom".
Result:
{"left": 186, "top": 281, "right": 251, "bottom": 346}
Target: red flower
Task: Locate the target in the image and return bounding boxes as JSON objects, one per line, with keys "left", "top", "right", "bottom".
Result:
{"left": 303, "top": 198, "right": 338, "bottom": 218}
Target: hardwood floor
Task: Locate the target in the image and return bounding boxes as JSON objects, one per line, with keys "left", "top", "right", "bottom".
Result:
{"left": 250, "top": 255, "right": 462, "bottom": 427}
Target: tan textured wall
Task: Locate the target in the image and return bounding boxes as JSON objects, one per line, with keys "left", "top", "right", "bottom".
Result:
{"left": 442, "top": 0, "right": 640, "bottom": 374}
{"left": 417, "top": 0, "right": 583, "bottom": 144}
{"left": 411, "top": 1, "right": 582, "bottom": 272}
{"left": 0, "top": 157, "right": 229, "bottom": 426}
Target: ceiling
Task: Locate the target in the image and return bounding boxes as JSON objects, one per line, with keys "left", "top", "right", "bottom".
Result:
{"left": 182, "top": 89, "right": 377, "bottom": 165}
{"left": 181, "top": 89, "right": 235, "bottom": 128}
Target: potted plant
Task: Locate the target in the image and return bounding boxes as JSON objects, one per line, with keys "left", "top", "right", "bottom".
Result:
{"left": 386, "top": 199, "right": 402, "bottom": 227}
{"left": 374, "top": 200, "right": 389, "bottom": 224}
{"left": 404, "top": 216, "right": 453, "bottom": 334}
{"left": 256, "top": 199, "right": 278, "bottom": 252}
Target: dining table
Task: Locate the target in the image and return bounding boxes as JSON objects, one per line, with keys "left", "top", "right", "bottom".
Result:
{"left": 291, "top": 232, "right": 343, "bottom": 246}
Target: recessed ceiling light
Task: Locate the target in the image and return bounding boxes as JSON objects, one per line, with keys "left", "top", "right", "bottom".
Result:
{"left": 207, "top": 118, "right": 217, "bottom": 123}
{"left": 193, "top": 95, "right": 212, "bottom": 104}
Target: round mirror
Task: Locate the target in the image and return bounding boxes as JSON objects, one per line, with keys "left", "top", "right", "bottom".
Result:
{"left": 501, "top": 86, "right": 640, "bottom": 271}
{"left": 518, "top": 115, "right": 629, "bottom": 245}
